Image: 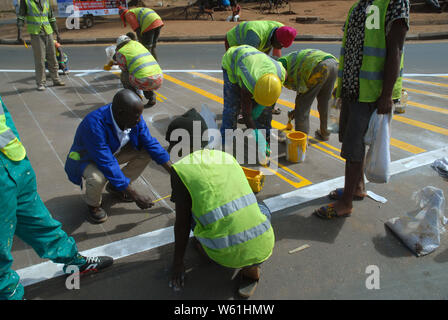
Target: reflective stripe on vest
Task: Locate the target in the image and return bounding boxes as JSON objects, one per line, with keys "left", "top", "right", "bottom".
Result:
{"left": 130, "top": 8, "right": 160, "bottom": 33}
{"left": 0, "top": 101, "right": 26, "bottom": 161}
{"left": 25, "top": 0, "right": 53, "bottom": 35}
{"left": 196, "top": 193, "right": 257, "bottom": 226}
{"left": 196, "top": 218, "right": 271, "bottom": 250}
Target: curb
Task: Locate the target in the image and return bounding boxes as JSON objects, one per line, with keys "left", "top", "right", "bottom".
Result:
{"left": 1, "top": 32, "right": 448, "bottom": 45}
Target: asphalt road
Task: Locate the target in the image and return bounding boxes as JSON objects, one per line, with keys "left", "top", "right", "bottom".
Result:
{"left": 0, "top": 41, "right": 447, "bottom": 305}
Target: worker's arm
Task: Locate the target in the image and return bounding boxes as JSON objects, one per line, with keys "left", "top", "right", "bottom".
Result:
{"left": 170, "top": 171, "right": 193, "bottom": 290}
{"left": 376, "top": 18, "right": 407, "bottom": 114}
{"left": 16, "top": 0, "right": 26, "bottom": 43}
{"left": 240, "top": 85, "right": 256, "bottom": 129}
{"left": 47, "top": 3, "right": 61, "bottom": 43}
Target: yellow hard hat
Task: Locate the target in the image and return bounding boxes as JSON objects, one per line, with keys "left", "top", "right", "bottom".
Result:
{"left": 253, "top": 73, "right": 282, "bottom": 107}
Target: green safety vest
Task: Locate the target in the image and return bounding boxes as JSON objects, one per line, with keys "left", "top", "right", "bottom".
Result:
{"left": 172, "top": 149, "right": 275, "bottom": 268}
{"left": 117, "top": 40, "right": 162, "bottom": 79}
{"left": 226, "top": 21, "right": 284, "bottom": 53}
{"left": 280, "top": 49, "right": 337, "bottom": 93}
{"left": 0, "top": 98, "right": 26, "bottom": 161}
{"left": 222, "top": 45, "right": 286, "bottom": 95}
{"left": 129, "top": 7, "right": 161, "bottom": 34}
{"left": 336, "top": 0, "right": 404, "bottom": 102}
{"left": 24, "top": 0, "right": 54, "bottom": 35}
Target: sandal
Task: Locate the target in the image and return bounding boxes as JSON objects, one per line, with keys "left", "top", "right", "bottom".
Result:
{"left": 328, "top": 188, "right": 365, "bottom": 201}
{"left": 272, "top": 107, "right": 281, "bottom": 115}
{"left": 313, "top": 204, "right": 352, "bottom": 220}
{"left": 315, "top": 129, "right": 330, "bottom": 141}
{"left": 238, "top": 271, "right": 259, "bottom": 298}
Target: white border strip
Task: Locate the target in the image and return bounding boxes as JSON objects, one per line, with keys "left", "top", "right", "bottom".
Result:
{"left": 1, "top": 69, "right": 447, "bottom": 77}
{"left": 16, "top": 146, "right": 448, "bottom": 287}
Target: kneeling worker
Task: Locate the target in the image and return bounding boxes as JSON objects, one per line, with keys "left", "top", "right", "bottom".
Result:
{"left": 65, "top": 89, "right": 171, "bottom": 223}
{"left": 278, "top": 49, "right": 338, "bottom": 141}
{"left": 167, "top": 113, "right": 275, "bottom": 298}
{"left": 114, "top": 35, "right": 163, "bottom": 108}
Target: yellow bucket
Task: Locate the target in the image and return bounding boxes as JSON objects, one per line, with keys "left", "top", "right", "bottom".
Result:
{"left": 286, "top": 131, "right": 307, "bottom": 163}
{"left": 242, "top": 167, "right": 265, "bottom": 193}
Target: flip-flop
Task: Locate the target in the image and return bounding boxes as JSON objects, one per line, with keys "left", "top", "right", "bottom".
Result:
{"left": 313, "top": 204, "right": 352, "bottom": 220}
{"left": 314, "top": 129, "right": 330, "bottom": 141}
{"left": 328, "top": 188, "right": 365, "bottom": 201}
{"left": 272, "top": 107, "right": 281, "bottom": 115}
{"left": 238, "top": 272, "right": 259, "bottom": 298}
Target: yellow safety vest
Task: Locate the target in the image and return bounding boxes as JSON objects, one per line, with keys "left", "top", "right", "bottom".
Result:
{"left": 117, "top": 40, "right": 162, "bottom": 79}
{"left": 0, "top": 98, "right": 26, "bottom": 161}
{"left": 24, "top": 0, "right": 54, "bottom": 35}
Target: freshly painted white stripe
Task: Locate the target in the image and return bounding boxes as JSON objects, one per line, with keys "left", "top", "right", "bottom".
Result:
{"left": 0, "top": 69, "right": 447, "bottom": 77}
{"left": 265, "top": 146, "right": 448, "bottom": 213}
{"left": 14, "top": 146, "right": 448, "bottom": 287}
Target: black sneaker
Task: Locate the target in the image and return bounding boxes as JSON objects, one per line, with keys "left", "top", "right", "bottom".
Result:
{"left": 78, "top": 256, "right": 114, "bottom": 275}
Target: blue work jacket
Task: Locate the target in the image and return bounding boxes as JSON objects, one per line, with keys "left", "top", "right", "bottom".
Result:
{"left": 64, "top": 104, "right": 170, "bottom": 191}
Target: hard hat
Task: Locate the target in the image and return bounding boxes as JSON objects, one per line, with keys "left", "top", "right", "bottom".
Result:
{"left": 253, "top": 73, "right": 282, "bottom": 107}
{"left": 116, "top": 35, "right": 131, "bottom": 46}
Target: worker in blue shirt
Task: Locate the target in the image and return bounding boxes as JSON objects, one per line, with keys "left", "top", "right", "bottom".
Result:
{"left": 65, "top": 89, "right": 172, "bottom": 223}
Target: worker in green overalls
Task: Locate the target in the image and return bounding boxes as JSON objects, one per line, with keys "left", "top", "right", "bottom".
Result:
{"left": 0, "top": 97, "right": 113, "bottom": 300}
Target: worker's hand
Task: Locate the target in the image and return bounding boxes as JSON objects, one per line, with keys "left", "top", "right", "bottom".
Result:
{"left": 169, "top": 262, "right": 185, "bottom": 291}
{"left": 376, "top": 94, "right": 393, "bottom": 115}
{"left": 288, "top": 110, "right": 295, "bottom": 120}
{"left": 125, "top": 185, "right": 154, "bottom": 210}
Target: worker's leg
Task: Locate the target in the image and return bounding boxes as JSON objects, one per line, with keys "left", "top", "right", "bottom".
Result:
{"left": 254, "top": 106, "right": 272, "bottom": 144}
{"left": 141, "top": 27, "right": 161, "bottom": 61}
{"left": 315, "top": 59, "right": 338, "bottom": 139}
{"left": 82, "top": 163, "right": 108, "bottom": 208}
{"left": 30, "top": 33, "right": 46, "bottom": 87}
{"left": 120, "top": 70, "right": 139, "bottom": 95}
{"left": 44, "top": 33, "right": 62, "bottom": 84}
{"left": 294, "top": 89, "right": 317, "bottom": 135}
{"left": 220, "top": 69, "right": 241, "bottom": 144}
{"left": 114, "top": 143, "right": 152, "bottom": 183}
{"left": 0, "top": 166, "right": 23, "bottom": 300}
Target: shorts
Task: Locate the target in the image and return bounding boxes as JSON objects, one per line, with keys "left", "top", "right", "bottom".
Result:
{"left": 339, "top": 100, "right": 376, "bottom": 162}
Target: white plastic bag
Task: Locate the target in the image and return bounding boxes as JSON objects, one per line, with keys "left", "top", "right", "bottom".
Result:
{"left": 105, "top": 45, "right": 116, "bottom": 62}
{"left": 385, "top": 186, "right": 447, "bottom": 256}
{"left": 364, "top": 111, "right": 392, "bottom": 183}
{"left": 327, "top": 97, "right": 341, "bottom": 133}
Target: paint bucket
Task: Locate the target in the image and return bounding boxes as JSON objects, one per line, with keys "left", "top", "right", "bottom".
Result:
{"left": 286, "top": 131, "right": 307, "bottom": 163}
{"left": 242, "top": 167, "right": 265, "bottom": 193}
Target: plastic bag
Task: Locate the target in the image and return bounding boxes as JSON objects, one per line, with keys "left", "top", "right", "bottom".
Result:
{"left": 105, "top": 45, "right": 116, "bottom": 62}
{"left": 364, "top": 111, "right": 392, "bottom": 183}
{"left": 327, "top": 97, "right": 341, "bottom": 133}
{"left": 385, "top": 186, "right": 447, "bottom": 256}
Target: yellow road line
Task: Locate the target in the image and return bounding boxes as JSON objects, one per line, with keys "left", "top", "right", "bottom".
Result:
{"left": 408, "top": 100, "right": 448, "bottom": 115}
{"left": 404, "top": 87, "right": 448, "bottom": 100}
{"left": 403, "top": 78, "right": 448, "bottom": 88}
{"left": 267, "top": 159, "right": 312, "bottom": 188}
{"left": 192, "top": 73, "right": 427, "bottom": 154}
{"left": 393, "top": 114, "right": 448, "bottom": 136}
{"left": 190, "top": 72, "right": 224, "bottom": 84}
{"left": 164, "top": 74, "right": 312, "bottom": 188}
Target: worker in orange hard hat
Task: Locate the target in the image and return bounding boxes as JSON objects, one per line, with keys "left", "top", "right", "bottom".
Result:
{"left": 119, "top": 6, "right": 163, "bottom": 61}
{"left": 220, "top": 45, "right": 286, "bottom": 158}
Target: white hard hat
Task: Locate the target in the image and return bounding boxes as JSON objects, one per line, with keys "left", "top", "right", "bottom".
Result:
{"left": 116, "top": 35, "right": 131, "bottom": 46}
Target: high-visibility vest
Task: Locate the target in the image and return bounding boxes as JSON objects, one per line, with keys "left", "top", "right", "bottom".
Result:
{"left": 129, "top": 7, "right": 161, "bottom": 34}
{"left": 172, "top": 149, "right": 275, "bottom": 268}
{"left": 336, "top": 0, "right": 404, "bottom": 102}
{"left": 117, "top": 40, "right": 162, "bottom": 79}
{"left": 280, "top": 49, "right": 337, "bottom": 93}
{"left": 0, "top": 98, "right": 26, "bottom": 161}
{"left": 226, "top": 21, "right": 284, "bottom": 53}
{"left": 24, "top": 0, "right": 54, "bottom": 35}
{"left": 222, "top": 45, "right": 286, "bottom": 95}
